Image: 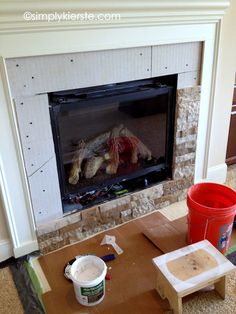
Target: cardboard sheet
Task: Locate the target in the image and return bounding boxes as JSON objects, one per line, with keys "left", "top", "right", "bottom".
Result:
{"left": 39, "top": 211, "right": 171, "bottom": 314}
{"left": 142, "top": 215, "right": 188, "bottom": 253}
{"left": 38, "top": 210, "right": 236, "bottom": 313}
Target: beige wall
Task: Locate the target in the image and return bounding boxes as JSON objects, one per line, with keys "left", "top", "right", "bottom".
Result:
{"left": 208, "top": 0, "right": 236, "bottom": 169}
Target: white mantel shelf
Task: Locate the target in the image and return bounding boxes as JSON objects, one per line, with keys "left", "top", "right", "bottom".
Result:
{"left": 0, "top": 0, "right": 231, "bottom": 258}
{"left": 0, "top": 0, "right": 230, "bottom": 33}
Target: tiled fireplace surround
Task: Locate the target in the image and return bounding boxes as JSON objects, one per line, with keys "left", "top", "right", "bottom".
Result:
{"left": 38, "top": 86, "right": 201, "bottom": 254}
{"left": 6, "top": 43, "right": 202, "bottom": 253}
{"left": 0, "top": 1, "right": 230, "bottom": 256}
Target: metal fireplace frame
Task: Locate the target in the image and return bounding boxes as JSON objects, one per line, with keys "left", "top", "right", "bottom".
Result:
{"left": 49, "top": 76, "right": 177, "bottom": 212}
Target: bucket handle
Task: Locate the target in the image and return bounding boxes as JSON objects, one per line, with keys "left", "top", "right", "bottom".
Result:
{"left": 203, "top": 218, "right": 209, "bottom": 240}
{"left": 198, "top": 215, "right": 232, "bottom": 240}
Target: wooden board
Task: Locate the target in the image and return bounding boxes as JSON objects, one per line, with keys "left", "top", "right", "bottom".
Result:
{"left": 153, "top": 239, "right": 236, "bottom": 296}
{"left": 152, "top": 240, "right": 236, "bottom": 313}
{"left": 142, "top": 216, "right": 188, "bottom": 253}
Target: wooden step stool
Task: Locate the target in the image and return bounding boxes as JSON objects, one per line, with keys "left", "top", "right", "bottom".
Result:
{"left": 152, "top": 240, "right": 235, "bottom": 314}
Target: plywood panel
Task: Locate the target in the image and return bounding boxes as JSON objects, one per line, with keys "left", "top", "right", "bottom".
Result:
{"left": 15, "top": 94, "right": 55, "bottom": 176}
{"left": 6, "top": 47, "right": 151, "bottom": 98}
{"left": 28, "top": 157, "right": 62, "bottom": 225}
{"left": 152, "top": 42, "right": 202, "bottom": 77}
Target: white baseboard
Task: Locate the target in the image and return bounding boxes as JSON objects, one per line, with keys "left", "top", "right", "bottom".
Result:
{"left": 0, "top": 239, "right": 13, "bottom": 262}
{"left": 205, "top": 163, "right": 228, "bottom": 184}
{"left": 13, "top": 240, "right": 39, "bottom": 258}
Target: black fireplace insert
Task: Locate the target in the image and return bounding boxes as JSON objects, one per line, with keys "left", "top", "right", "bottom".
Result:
{"left": 49, "top": 75, "right": 177, "bottom": 213}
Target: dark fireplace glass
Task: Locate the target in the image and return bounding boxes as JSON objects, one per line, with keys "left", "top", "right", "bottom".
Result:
{"left": 49, "top": 76, "right": 177, "bottom": 212}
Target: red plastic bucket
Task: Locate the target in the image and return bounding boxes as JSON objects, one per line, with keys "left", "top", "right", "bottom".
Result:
{"left": 187, "top": 182, "right": 236, "bottom": 253}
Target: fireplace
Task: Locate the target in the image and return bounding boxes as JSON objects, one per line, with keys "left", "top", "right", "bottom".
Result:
{"left": 4, "top": 42, "right": 203, "bottom": 253}
{"left": 0, "top": 0, "right": 231, "bottom": 257}
{"left": 49, "top": 76, "right": 177, "bottom": 212}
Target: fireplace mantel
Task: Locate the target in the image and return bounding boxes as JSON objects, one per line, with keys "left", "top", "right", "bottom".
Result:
{"left": 0, "top": 0, "right": 230, "bottom": 33}
{"left": 0, "top": 0, "right": 230, "bottom": 257}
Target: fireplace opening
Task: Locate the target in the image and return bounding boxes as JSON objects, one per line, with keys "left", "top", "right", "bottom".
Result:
{"left": 49, "top": 75, "right": 177, "bottom": 213}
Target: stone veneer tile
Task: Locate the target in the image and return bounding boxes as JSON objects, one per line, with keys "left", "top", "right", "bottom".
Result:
{"left": 175, "top": 159, "right": 196, "bottom": 167}
{"left": 100, "top": 195, "right": 131, "bottom": 212}
{"left": 132, "top": 184, "right": 163, "bottom": 200}
{"left": 58, "top": 221, "right": 81, "bottom": 234}
{"left": 120, "top": 209, "right": 132, "bottom": 222}
{"left": 65, "top": 230, "right": 84, "bottom": 245}
{"left": 39, "top": 238, "right": 70, "bottom": 254}
{"left": 176, "top": 121, "right": 198, "bottom": 133}
{"left": 173, "top": 164, "right": 195, "bottom": 180}
{"left": 80, "top": 207, "right": 103, "bottom": 232}
{"left": 172, "top": 86, "right": 200, "bottom": 181}
{"left": 37, "top": 86, "right": 201, "bottom": 255}
{"left": 175, "top": 140, "right": 196, "bottom": 156}
{"left": 176, "top": 127, "right": 197, "bottom": 139}
{"left": 177, "top": 188, "right": 189, "bottom": 201}
{"left": 37, "top": 211, "right": 82, "bottom": 236}
{"left": 175, "top": 152, "right": 195, "bottom": 163}
{"left": 154, "top": 194, "right": 178, "bottom": 208}
{"left": 175, "top": 134, "right": 197, "bottom": 145}
{"left": 177, "top": 86, "right": 201, "bottom": 100}
{"left": 99, "top": 195, "right": 131, "bottom": 224}
{"left": 178, "top": 103, "right": 199, "bottom": 119}
{"left": 163, "top": 177, "right": 194, "bottom": 195}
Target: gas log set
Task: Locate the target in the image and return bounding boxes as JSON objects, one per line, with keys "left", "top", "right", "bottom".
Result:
{"left": 69, "top": 124, "right": 152, "bottom": 185}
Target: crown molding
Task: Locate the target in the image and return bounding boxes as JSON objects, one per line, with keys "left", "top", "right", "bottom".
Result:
{"left": 0, "top": 0, "right": 230, "bottom": 33}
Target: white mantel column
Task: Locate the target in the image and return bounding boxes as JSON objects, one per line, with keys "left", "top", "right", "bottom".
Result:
{"left": 0, "top": 60, "right": 38, "bottom": 257}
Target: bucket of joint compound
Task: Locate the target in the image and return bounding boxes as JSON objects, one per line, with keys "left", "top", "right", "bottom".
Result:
{"left": 187, "top": 182, "right": 236, "bottom": 253}
{"left": 70, "top": 255, "right": 107, "bottom": 306}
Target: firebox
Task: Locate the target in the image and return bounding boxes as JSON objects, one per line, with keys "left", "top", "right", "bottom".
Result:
{"left": 49, "top": 75, "right": 177, "bottom": 212}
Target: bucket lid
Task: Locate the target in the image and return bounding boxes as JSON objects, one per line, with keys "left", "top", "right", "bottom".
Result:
{"left": 64, "top": 258, "right": 76, "bottom": 281}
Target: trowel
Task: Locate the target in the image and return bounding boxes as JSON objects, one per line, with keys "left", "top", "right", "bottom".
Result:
{"left": 101, "top": 235, "right": 123, "bottom": 255}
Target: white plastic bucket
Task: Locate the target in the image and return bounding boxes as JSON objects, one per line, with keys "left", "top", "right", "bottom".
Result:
{"left": 70, "top": 255, "right": 107, "bottom": 306}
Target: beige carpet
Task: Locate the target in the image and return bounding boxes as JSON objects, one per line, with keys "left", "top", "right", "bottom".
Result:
{"left": 0, "top": 257, "right": 236, "bottom": 314}
{"left": 183, "top": 269, "right": 236, "bottom": 314}
{"left": 0, "top": 267, "right": 24, "bottom": 314}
